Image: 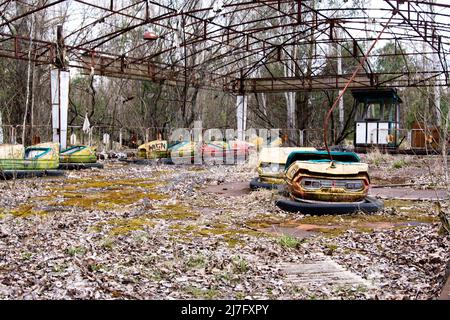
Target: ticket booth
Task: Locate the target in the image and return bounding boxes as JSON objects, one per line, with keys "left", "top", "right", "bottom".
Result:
{"left": 352, "top": 88, "right": 402, "bottom": 151}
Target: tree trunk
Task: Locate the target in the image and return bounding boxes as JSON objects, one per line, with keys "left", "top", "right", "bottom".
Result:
{"left": 22, "top": 14, "right": 34, "bottom": 146}
{"left": 0, "top": 111, "right": 3, "bottom": 144}
{"left": 89, "top": 76, "right": 96, "bottom": 120}
{"left": 284, "top": 45, "right": 297, "bottom": 146}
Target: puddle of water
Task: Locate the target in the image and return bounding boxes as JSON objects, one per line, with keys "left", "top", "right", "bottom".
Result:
{"left": 204, "top": 182, "right": 251, "bottom": 197}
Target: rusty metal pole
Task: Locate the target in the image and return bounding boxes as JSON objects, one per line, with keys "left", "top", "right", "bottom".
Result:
{"left": 323, "top": 12, "right": 396, "bottom": 161}
{"left": 51, "top": 25, "right": 69, "bottom": 150}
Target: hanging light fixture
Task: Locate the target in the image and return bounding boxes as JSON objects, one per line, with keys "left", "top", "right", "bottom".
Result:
{"left": 143, "top": 30, "right": 158, "bottom": 40}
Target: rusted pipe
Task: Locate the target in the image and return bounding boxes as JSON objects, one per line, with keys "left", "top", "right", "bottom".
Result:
{"left": 323, "top": 12, "right": 396, "bottom": 161}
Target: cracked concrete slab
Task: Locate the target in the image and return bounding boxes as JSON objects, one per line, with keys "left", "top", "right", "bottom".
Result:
{"left": 280, "top": 255, "right": 374, "bottom": 289}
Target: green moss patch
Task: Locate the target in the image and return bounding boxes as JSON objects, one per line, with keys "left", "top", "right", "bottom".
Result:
{"left": 38, "top": 177, "right": 169, "bottom": 210}
{"left": 154, "top": 204, "right": 199, "bottom": 220}
{"left": 245, "top": 216, "right": 286, "bottom": 229}
{"left": 9, "top": 204, "right": 47, "bottom": 218}
{"left": 58, "top": 189, "right": 166, "bottom": 210}
{"left": 170, "top": 222, "right": 270, "bottom": 247}
{"left": 51, "top": 178, "right": 165, "bottom": 191}
{"left": 97, "top": 217, "right": 155, "bottom": 236}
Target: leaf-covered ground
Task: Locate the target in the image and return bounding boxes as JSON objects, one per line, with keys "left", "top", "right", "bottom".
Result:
{"left": 0, "top": 157, "right": 448, "bottom": 299}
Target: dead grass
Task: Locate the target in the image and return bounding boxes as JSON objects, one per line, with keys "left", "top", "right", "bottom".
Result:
{"left": 364, "top": 148, "right": 395, "bottom": 166}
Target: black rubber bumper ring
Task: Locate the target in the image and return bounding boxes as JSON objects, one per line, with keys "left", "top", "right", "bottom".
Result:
{"left": 58, "top": 163, "right": 104, "bottom": 170}
{"left": 275, "top": 196, "right": 384, "bottom": 215}
{"left": 0, "top": 170, "right": 65, "bottom": 180}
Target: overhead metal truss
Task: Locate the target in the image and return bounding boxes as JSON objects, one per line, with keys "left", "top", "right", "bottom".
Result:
{"left": 0, "top": 0, "right": 448, "bottom": 93}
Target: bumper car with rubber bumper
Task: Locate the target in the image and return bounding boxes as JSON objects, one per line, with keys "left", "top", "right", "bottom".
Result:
{"left": 0, "top": 142, "right": 64, "bottom": 179}
{"left": 59, "top": 145, "right": 103, "bottom": 170}
{"left": 137, "top": 140, "right": 170, "bottom": 160}
{"left": 201, "top": 140, "right": 252, "bottom": 164}
{"left": 276, "top": 150, "right": 383, "bottom": 214}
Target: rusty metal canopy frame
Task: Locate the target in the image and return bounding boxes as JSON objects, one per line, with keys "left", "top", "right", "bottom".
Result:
{"left": 0, "top": 0, "right": 448, "bottom": 93}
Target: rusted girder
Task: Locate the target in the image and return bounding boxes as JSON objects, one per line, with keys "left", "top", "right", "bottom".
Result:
{"left": 0, "top": 32, "right": 228, "bottom": 90}
{"left": 77, "top": 53, "right": 230, "bottom": 90}
{"left": 227, "top": 74, "right": 376, "bottom": 93}
{"left": 1, "top": 31, "right": 447, "bottom": 93}
{"left": 0, "top": 1, "right": 448, "bottom": 95}
{"left": 227, "top": 71, "right": 448, "bottom": 93}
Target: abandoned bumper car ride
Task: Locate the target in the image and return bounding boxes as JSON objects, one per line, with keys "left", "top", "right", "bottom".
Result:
{"left": 276, "top": 150, "right": 383, "bottom": 214}
{"left": 137, "top": 138, "right": 253, "bottom": 164}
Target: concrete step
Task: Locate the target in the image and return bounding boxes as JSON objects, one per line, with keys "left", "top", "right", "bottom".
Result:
{"left": 280, "top": 255, "right": 374, "bottom": 289}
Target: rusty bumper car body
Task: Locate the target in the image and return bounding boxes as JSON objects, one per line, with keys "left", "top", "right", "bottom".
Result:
{"left": 277, "top": 151, "right": 382, "bottom": 214}
{"left": 0, "top": 142, "right": 64, "bottom": 179}
{"left": 138, "top": 140, "right": 170, "bottom": 159}
{"left": 59, "top": 145, "right": 103, "bottom": 170}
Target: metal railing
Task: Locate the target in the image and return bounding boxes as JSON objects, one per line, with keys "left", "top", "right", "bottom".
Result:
{"left": 1, "top": 124, "right": 447, "bottom": 152}
{"left": 0, "top": 125, "right": 370, "bottom": 150}
{"left": 366, "top": 127, "right": 444, "bottom": 151}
